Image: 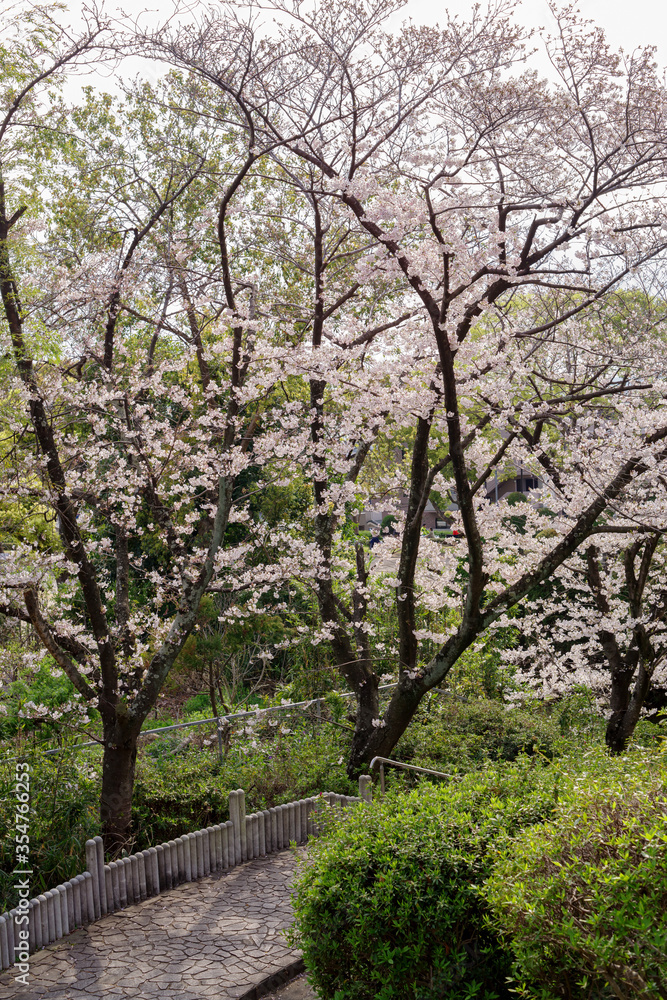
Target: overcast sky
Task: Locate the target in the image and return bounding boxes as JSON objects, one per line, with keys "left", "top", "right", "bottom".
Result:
{"left": 53, "top": 0, "right": 667, "bottom": 95}
{"left": 404, "top": 0, "right": 667, "bottom": 64}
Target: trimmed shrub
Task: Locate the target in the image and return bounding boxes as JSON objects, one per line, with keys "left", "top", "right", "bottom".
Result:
{"left": 485, "top": 748, "right": 667, "bottom": 1000}
{"left": 289, "top": 760, "right": 560, "bottom": 1000}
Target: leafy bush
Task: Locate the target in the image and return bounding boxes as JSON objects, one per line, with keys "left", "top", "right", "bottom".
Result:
{"left": 0, "top": 747, "right": 100, "bottom": 911}
{"left": 395, "top": 698, "right": 564, "bottom": 776}
{"left": 132, "top": 719, "right": 354, "bottom": 846}
{"left": 289, "top": 760, "right": 560, "bottom": 1000}
{"left": 182, "top": 691, "right": 213, "bottom": 715}
{"left": 485, "top": 748, "right": 667, "bottom": 1000}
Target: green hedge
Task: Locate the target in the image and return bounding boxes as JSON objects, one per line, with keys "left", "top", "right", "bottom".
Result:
{"left": 290, "top": 746, "right": 666, "bottom": 1000}
{"left": 289, "top": 760, "right": 560, "bottom": 1000}
{"left": 485, "top": 749, "right": 667, "bottom": 1000}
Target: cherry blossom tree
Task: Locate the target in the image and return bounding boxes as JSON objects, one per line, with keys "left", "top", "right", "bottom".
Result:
{"left": 138, "top": 0, "right": 667, "bottom": 771}
{"left": 502, "top": 491, "right": 667, "bottom": 751}
{"left": 0, "top": 6, "right": 303, "bottom": 848}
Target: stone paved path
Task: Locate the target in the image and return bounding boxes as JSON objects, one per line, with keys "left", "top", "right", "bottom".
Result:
{"left": 0, "top": 851, "right": 302, "bottom": 999}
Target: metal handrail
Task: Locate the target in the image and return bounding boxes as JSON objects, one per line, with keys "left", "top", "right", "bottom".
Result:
{"left": 369, "top": 755, "right": 453, "bottom": 795}
{"left": 8, "top": 683, "right": 402, "bottom": 760}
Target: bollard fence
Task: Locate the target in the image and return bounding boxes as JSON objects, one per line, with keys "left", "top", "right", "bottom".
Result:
{"left": 0, "top": 778, "right": 367, "bottom": 971}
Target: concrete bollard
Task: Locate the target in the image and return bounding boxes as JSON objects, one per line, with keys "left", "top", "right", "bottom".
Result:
{"left": 164, "top": 843, "right": 173, "bottom": 890}
{"left": 120, "top": 858, "right": 131, "bottom": 905}
{"left": 125, "top": 857, "right": 134, "bottom": 902}
{"left": 237, "top": 789, "right": 247, "bottom": 861}
{"left": 221, "top": 823, "right": 229, "bottom": 869}
{"left": 5, "top": 910, "right": 15, "bottom": 959}
{"left": 225, "top": 820, "right": 234, "bottom": 867}
{"left": 27, "top": 900, "right": 35, "bottom": 953}
{"left": 156, "top": 844, "right": 166, "bottom": 890}
{"left": 190, "top": 831, "right": 200, "bottom": 877}
{"left": 359, "top": 775, "right": 372, "bottom": 803}
{"left": 56, "top": 887, "right": 67, "bottom": 937}
{"left": 94, "top": 836, "right": 107, "bottom": 916}
{"left": 145, "top": 852, "right": 154, "bottom": 893}
{"left": 207, "top": 828, "right": 215, "bottom": 872}
{"left": 118, "top": 859, "right": 128, "bottom": 908}
{"left": 131, "top": 855, "right": 141, "bottom": 902}
{"left": 73, "top": 876, "right": 84, "bottom": 927}
{"left": 85, "top": 840, "right": 101, "bottom": 921}
{"left": 243, "top": 814, "right": 251, "bottom": 859}
{"left": 65, "top": 881, "right": 75, "bottom": 934}
{"left": 31, "top": 898, "right": 42, "bottom": 952}
{"left": 170, "top": 840, "right": 180, "bottom": 884}
{"left": 176, "top": 838, "right": 185, "bottom": 882}
{"left": 229, "top": 791, "right": 240, "bottom": 864}
{"left": 183, "top": 836, "right": 192, "bottom": 883}
{"left": 202, "top": 830, "right": 211, "bottom": 876}
{"left": 0, "top": 915, "right": 9, "bottom": 970}
{"left": 214, "top": 825, "right": 223, "bottom": 871}
{"left": 273, "top": 807, "right": 281, "bottom": 850}
{"left": 37, "top": 894, "right": 49, "bottom": 947}
{"left": 243, "top": 815, "right": 251, "bottom": 859}
{"left": 139, "top": 853, "right": 148, "bottom": 901}
{"left": 193, "top": 830, "right": 203, "bottom": 878}
{"left": 269, "top": 808, "right": 279, "bottom": 852}
{"left": 261, "top": 811, "right": 270, "bottom": 855}
{"left": 83, "top": 872, "right": 95, "bottom": 925}
{"left": 149, "top": 848, "right": 159, "bottom": 895}
{"left": 45, "top": 890, "right": 57, "bottom": 942}
{"left": 103, "top": 866, "right": 112, "bottom": 914}
{"left": 109, "top": 862, "right": 120, "bottom": 910}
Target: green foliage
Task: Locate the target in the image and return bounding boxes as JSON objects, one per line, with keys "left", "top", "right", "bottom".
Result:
{"left": 132, "top": 719, "right": 354, "bottom": 846}
{"left": 485, "top": 748, "right": 667, "bottom": 1000}
{"left": 289, "top": 760, "right": 560, "bottom": 1000}
{"left": 394, "top": 698, "right": 564, "bottom": 776}
{"left": 0, "top": 747, "right": 99, "bottom": 911}
{"left": 0, "top": 659, "right": 84, "bottom": 737}
{"left": 182, "top": 692, "right": 213, "bottom": 715}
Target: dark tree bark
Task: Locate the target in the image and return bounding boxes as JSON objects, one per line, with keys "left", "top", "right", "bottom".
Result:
{"left": 99, "top": 719, "right": 141, "bottom": 855}
{"left": 585, "top": 537, "right": 664, "bottom": 754}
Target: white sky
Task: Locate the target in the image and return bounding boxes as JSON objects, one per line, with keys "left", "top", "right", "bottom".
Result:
{"left": 49, "top": 0, "right": 667, "bottom": 94}
{"left": 405, "top": 0, "right": 667, "bottom": 65}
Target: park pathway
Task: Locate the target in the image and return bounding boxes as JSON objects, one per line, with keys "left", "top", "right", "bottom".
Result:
{"left": 0, "top": 851, "right": 302, "bottom": 1000}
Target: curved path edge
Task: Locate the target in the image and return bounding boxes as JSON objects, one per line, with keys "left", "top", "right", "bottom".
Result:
{"left": 238, "top": 957, "right": 306, "bottom": 1000}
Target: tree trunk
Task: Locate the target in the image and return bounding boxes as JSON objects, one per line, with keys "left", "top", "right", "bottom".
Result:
{"left": 347, "top": 673, "right": 380, "bottom": 775}
{"left": 346, "top": 680, "right": 425, "bottom": 776}
{"left": 606, "top": 662, "right": 652, "bottom": 754}
{"left": 100, "top": 721, "right": 140, "bottom": 855}
{"left": 209, "top": 660, "right": 218, "bottom": 718}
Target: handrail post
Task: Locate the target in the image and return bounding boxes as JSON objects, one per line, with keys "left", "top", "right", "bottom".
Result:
{"left": 380, "top": 762, "right": 385, "bottom": 797}
{"left": 216, "top": 717, "right": 224, "bottom": 765}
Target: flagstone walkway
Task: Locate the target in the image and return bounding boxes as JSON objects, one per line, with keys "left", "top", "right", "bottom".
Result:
{"left": 0, "top": 851, "right": 303, "bottom": 1000}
